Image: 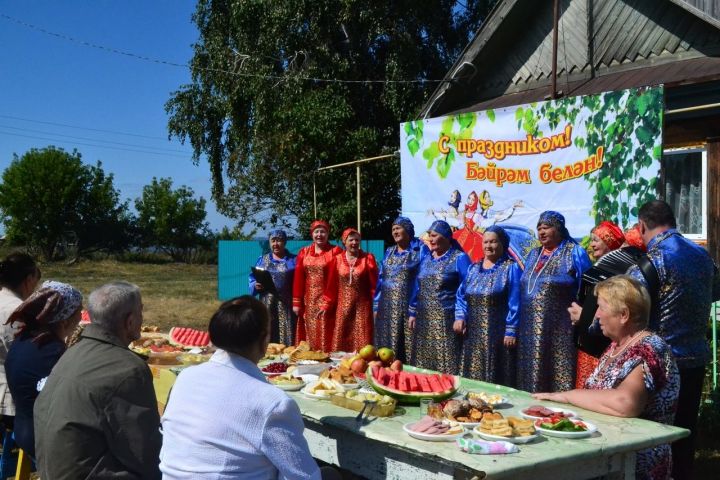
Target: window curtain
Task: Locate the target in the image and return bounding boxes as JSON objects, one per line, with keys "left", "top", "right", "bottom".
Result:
{"left": 662, "top": 151, "right": 703, "bottom": 235}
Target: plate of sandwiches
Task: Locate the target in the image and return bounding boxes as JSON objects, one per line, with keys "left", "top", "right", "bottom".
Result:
{"left": 473, "top": 414, "right": 539, "bottom": 444}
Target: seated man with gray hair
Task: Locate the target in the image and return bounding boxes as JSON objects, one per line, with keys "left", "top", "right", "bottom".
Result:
{"left": 34, "top": 281, "right": 162, "bottom": 479}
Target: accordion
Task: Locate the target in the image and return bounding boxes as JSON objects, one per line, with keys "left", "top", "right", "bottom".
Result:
{"left": 581, "top": 247, "right": 645, "bottom": 292}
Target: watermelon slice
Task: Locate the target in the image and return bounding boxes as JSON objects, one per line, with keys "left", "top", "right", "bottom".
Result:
{"left": 365, "top": 365, "right": 458, "bottom": 404}
{"left": 169, "top": 327, "right": 210, "bottom": 347}
{"left": 427, "top": 375, "right": 444, "bottom": 393}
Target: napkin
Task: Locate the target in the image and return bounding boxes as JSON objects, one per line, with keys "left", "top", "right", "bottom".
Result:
{"left": 456, "top": 438, "right": 519, "bottom": 454}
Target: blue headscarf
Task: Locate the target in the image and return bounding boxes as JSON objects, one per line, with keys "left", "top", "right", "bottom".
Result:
{"left": 537, "top": 210, "right": 574, "bottom": 243}
{"left": 429, "top": 220, "right": 452, "bottom": 239}
{"left": 484, "top": 225, "right": 510, "bottom": 251}
{"left": 268, "top": 229, "right": 287, "bottom": 241}
{"left": 393, "top": 216, "right": 415, "bottom": 239}
{"left": 428, "top": 220, "right": 463, "bottom": 251}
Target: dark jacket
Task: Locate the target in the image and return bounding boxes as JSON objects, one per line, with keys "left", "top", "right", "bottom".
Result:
{"left": 5, "top": 333, "right": 66, "bottom": 457}
{"left": 33, "top": 324, "right": 162, "bottom": 479}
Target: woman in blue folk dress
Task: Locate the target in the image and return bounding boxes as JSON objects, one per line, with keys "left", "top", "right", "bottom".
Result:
{"left": 248, "top": 229, "right": 297, "bottom": 345}
{"left": 517, "top": 211, "right": 591, "bottom": 393}
{"left": 408, "top": 221, "right": 471, "bottom": 374}
{"left": 373, "top": 217, "right": 426, "bottom": 362}
{"left": 455, "top": 225, "right": 521, "bottom": 385}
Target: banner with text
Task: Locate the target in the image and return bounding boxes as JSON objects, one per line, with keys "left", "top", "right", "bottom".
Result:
{"left": 400, "top": 86, "right": 663, "bottom": 256}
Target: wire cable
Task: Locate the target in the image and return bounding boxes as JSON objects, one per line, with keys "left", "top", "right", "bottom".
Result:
{"left": 0, "top": 124, "right": 190, "bottom": 154}
{"left": 0, "top": 12, "right": 461, "bottom": 85}
{"left": 0, "top": 130, "right": 192, "bottom": 158}
{"left": 0, "top": 114, "right": 170, "bottom": 140}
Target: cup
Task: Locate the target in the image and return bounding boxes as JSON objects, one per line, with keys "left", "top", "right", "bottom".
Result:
{"left": 420, "top": 397, "right": 433, "bottom": 415}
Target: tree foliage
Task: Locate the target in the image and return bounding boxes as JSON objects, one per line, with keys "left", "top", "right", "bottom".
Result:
{"left": 0, "top": 147, "right": 132, "bottom": 260}
{"left": 166, "top": 0, "right": 494, "bottom": 239}
{"left": 134, "top": 177, "right": 211, "bottom": 262}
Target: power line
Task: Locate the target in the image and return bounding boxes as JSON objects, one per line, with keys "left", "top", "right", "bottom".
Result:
{"left": 0, "top": 114, "right": 170, "bottom": 140}
{"left": 0, "top": 124, "right": 190, "bottom": 154}
{"left": 0, "top": 12, "right": 459, "bottom": 85}
{"left": 0, "top": 130, "right": 192, "bottom": 158}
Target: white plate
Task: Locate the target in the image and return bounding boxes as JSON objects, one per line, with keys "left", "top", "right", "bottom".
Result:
{"left": 339, "top": 383, "right": 360, "bottom": 390}
{"left": 300, "top": 387, "right": 335, "bottom": 400}
{"left": 534, "top": 420, "right": 598, "bottom": 438}
{"left": 261, "top": 370, "right": 286, "bottom": 377}
{"left": 473, "top": 427, "right": 539, "bottom": 444}
{"left": 453, "top": 420, "right": 481, "bottom": 428}
{"left": 271, "top": 381, "right": 306, "bottom": 391}
{"left": 329, "top": 351, "right": 350, "bottom": 361}
{"left": 402, "top": 422, "right": 465, "bottom": 442}
{"left": 466, "top": 392, "right": 510, "bottom": 406}
{"left": 520, "top": 407, "right": 577, "bottom": 420}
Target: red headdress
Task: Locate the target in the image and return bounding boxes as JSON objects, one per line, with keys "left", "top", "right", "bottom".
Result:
{"left": 593, "top": 221, "right": 625, "bottom": 251}
{"left": 341, "top": 227, "right": 361, "bottom": 243}
{"left": 624, "top": 224, "right": 646, "bottom": 252}
{"left": 309, "top": 219, "right": 330, "bottom": 235}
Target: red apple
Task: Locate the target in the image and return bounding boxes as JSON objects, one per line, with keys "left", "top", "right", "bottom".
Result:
{"left": 350, "top": 358, "right": 368, "bottom": 375}
{"left": 390, "top": 359, "right": 403, "bottom": 372}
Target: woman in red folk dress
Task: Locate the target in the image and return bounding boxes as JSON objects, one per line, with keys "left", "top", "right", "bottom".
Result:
{"left": 292, "top": 220, "right": 342, "bottom": 351}
{"left": 452, "top": 191, "right": 485, "bottom": 262}
{"left": 320, "top": 228, "right": 378, "bottom": 353}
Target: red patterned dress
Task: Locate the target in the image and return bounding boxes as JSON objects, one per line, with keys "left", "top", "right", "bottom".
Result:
{"left": 321, "top": 251, "right": 378, "bottom": 353}
{"left": 292, "top": 244, "right": 342, "bottom": 351}
{"left": 585, "top": 334, "right": 679, "bottom": 480}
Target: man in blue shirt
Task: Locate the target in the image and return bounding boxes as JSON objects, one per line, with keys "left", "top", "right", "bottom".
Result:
{"left": 628, "top": 200, "right": 714, "bottom": 480}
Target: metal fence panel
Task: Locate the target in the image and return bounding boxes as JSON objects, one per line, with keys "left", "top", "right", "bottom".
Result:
{"left": 218, "top": 239, "right": 386, "bottom": 301}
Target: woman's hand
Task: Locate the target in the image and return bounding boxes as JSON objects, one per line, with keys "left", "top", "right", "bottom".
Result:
{"left": 503, "top": 336, "right": 516, "bottom": 348}
{"left": 532, "top": 391, "right": 570, "bottom": 403}
{"left": 408, "top": 316, "right": 416, "bottom": 330}
{"left": 567, "top": 302, "right": 582, "bottom": 325}
{"left": 292, "top": 306, "right": 301, "bottom": 316}
{"left": 453, "top": 320, "right": 466, "bottom": 335}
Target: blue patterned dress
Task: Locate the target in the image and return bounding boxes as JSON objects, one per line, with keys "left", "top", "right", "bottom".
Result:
{"left": 373, "top": 239, "right": 426, "bottom": 362}
{"left": 517, "top": 240, "right": 591, "bottom": 392}
{"left": 409, "top": 247, "right": 471, "bottom": 374}
{"left": 248, "top": 252, "right": 297, "bottom": 345}
{"left": 585, "top": 335, "right": 679, "bottom": 480}
{"left": 455, "top": 255, "right": 521, "bottom": 384}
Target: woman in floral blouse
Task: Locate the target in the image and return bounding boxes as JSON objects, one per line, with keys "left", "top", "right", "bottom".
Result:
{"left": 533, "top": 275, "right": 679, "bottom": 480}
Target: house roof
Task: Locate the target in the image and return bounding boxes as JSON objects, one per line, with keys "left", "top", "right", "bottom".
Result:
{"left": 420, "top": 0, "right": 720, "bottom": 118}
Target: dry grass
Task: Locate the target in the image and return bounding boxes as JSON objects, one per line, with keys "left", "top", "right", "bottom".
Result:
{"left": 40, "top": 259, "right": 220, "bottom": 332}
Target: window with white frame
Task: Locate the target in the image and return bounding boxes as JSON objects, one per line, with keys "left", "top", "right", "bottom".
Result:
{"left": 661, "top": 148, "right": 707, "bottom": 240}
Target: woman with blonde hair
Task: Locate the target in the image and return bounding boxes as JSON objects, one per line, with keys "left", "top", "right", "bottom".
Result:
{"left": 534, "top": 275, "right": 679, "bottom": 479}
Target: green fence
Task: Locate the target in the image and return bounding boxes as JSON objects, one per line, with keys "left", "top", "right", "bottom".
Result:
{"left": 218, "top": 239, "right": 386, "bottom": 301}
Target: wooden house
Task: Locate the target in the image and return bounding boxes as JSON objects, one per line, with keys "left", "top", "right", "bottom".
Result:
{"left": 420, "top": 0, "right": 720, "bottom": 259}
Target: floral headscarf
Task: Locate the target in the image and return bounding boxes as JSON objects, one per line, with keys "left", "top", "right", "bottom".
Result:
{"left": 593, "top": 221, "right": 625, "bottom": 251}
{"left": 268, "top": 229, "right": 287, "bottom": 241}
{"left": 537, "top": 210, "right": 571, "bottom": 241}
{"left": 624, "top": 224, "right": 646, "bottom": 252}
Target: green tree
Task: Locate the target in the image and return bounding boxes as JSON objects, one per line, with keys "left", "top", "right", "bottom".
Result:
{"left": 166, "top": 0, "right": 494, "bottom": 239}
{"left": 0, "top": 147, "right": 133, "bottom": 260}
{"left": 134, "top": 177, "right": 211, "bottom": 262}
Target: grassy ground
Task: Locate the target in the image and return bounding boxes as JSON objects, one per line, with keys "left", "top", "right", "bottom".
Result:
{"left": 32, "top": 259, "right": 720, "bottom": 476}
{"left": 41, "top": 259, "right": 220, "bottom": 332}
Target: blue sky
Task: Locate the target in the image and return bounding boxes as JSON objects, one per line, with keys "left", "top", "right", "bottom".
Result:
{"left": 0, "top": 1, "right": 235, "bottom": 231}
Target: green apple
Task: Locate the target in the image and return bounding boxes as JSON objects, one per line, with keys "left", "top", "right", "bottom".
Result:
{"left": 358, "top": 344, "right": 377, "bottom": 361}
{"left": 377, "top": 347, "right": 395, "bottom": 365}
